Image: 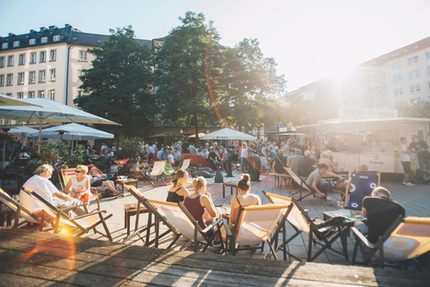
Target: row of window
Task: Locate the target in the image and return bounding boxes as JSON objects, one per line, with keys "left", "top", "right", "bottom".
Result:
{"left": 1, "top": 35, "right": 61, "bottom": 49}
{"left": 392, "top": 66, "right": 430, "bottom": 84}
{"left": 0, "top": 50, "right": 57, "bottom": 68}
{"left": 391, "top": 52, "right": 430, "bottom": 69}
{"left": 4, "top": 90, "right": 56, "bottom": 100}
{"left": 393, "top": 82, "right": 430, "bottom": 96}
{"left": 0, "top": 69, "right": 56, "bottom": 86}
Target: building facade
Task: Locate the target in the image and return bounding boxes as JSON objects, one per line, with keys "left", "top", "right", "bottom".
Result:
{"left": 285, "top": 37, "right": 430, "bottom": 120}
{"left": 0, "top": 24, "right": 153, "bottom": 124}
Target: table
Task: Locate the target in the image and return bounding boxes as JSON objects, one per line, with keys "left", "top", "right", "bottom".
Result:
{"left": 115, "top": 178, "right": 138, "bottom": 192}
{"left": 323, "top": 209, "right": 366, "bottom": 223}
{"left": 222, "top": 182, "right": 237, "bottom": 198}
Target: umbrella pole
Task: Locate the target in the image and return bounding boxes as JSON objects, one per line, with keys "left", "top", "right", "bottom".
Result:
{"left": 38, "top": 118, "right": 42, "bottom": 153}
{"left": 2, "top": 140, "right": 6, "bottom": 170}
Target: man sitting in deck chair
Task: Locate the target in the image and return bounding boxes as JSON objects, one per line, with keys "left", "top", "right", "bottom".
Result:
{"left": 20, "top": 164, "right": 86, "bottom": 219}
{"left": 306, "top": 163, "right": 346, "bottom": 200}
{"left": 354, "top": 186, "right": 405, "bottom": 245}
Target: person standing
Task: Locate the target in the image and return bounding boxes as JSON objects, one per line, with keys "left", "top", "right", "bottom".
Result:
{"left": 240, "top": 142, "right": 249, "bottom": 172}
{"left": 400, "top": 137, "right": 414, "bottom": 186}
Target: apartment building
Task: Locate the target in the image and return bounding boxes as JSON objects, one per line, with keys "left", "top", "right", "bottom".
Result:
{"left": 285, "top": 37, "right": 430, "bottom": 120}
{"left": 0, "top": 24, "right": 154, "bottom": 116}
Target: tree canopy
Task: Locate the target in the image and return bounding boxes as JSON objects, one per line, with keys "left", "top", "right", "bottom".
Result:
{"left": 74, "top": 26, "right": 155, "bottom": 137}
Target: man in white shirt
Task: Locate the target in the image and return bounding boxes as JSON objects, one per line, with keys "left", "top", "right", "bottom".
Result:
{"left": 20, "top": 164, "right": 85, "bottom": 216}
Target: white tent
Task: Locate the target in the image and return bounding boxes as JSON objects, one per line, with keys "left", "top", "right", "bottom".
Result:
{"left": 9, "top": 126, "right": 39, "bottom": 135}
{"left": 200, "top": 128, "right": 257, "bottom": 141}
{"left": 34, "top": 123, "right": 114, "bottom": 140}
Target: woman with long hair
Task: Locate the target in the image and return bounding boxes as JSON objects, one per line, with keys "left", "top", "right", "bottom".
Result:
{"left": 229, "top": 173, "right": 261, "bottom": 226}
{"left": 166, "top": 170, "right": 190, "bottom": 203}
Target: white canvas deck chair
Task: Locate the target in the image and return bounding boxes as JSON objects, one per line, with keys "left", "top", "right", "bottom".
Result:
{"left": 228, "top": 203, "right": 291, "bottom": 261}
{"left": 178, "top": 158, "right": 191, "bottom": 171}
{"left": 124, "top": 184, "right": 174, "bottom": 247}
{"left": 147, "top": 199, "right": 229, "bottom": 253}
{"left": 28, "top": 190, "right": 113, "bottom": 241}
{"left": 352, "top": 216, "right": 430, "bottom": 270}
{"left": 286, "top": 168, "right": 320, "bottom": 201}
{"left": 263, "top": 191, "right": 349, "bottom": 262}
{"left": 0, "top": 188, "right": 40, "bottom": 229}
{"left": 147, "top": 161, "right": 166, "bottom": 187}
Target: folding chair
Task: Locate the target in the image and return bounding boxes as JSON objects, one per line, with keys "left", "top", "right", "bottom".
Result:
{"left": 123, "top": 184, "right": 172, "bottom": 246}
{"left": 228, "top": 203, "right": 291, "bottom": 261}
{"left": 163, "top": 162, "right": 175, "bottom": 180}
{"left": 263, "top": 191, "right": 349, "bottom": 261}
{"left": 178, "top": 158, "right": 191, "bottom": 171}
{"left": 286, "top": 167, "right": 320, "bottom": 201}
{"left": 147, "top": 199, "right": 229, "bottom": 253}
{"left": 29, "top": 190, "right": 113, "bottom": 241}
{"left": 146, "top": 161, "right": 166, "bottom": 187}
{"left": 0, "top": 188, "right": 40, "bottom": 229}
{"left": 345, "top": 171, "right": 379, "bottom": 210}
{"left": 59, "top": 168, "right": 100, "bottom": 210}
{"left": 352, "top": 216, "right": 430, "bottom": 270}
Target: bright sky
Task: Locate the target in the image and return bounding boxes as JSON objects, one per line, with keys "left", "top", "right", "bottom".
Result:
{"left": 1, "top": 0, "right": 429, "bottom": 91}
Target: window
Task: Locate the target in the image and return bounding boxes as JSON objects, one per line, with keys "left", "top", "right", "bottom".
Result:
{"left": 399, "top": 87, "right": 403, "bottom": 95}
{"left": 38, "top": 90, "right": 45, "bottom": 98}
{"left": 0, "top": 56, "right": 4, "bottom": 68}
{"left": 1, "top": 42, "right": 8, "bottom": 49}
{"left": 53, "top": 35, "right": 60, "bottom": 41}
{"left": 0, "top": 74, "right": 4, "bottom": 86}
{"left": 427, "top": 66, "right": 430, "bottom": 76}
{"left": 392, "top": 74, "right": 402, "bottom": 84}
{"left": 48, "top": 89, "right": 55, "bottom": 101}
{"left": 39, "top": 51, "right": 46, "bottom": 63}
{"left": 393, "top": 89, "right": 398, "bottom": 96}
{"left": 28, "top": 91, "right": 35, "bottom": 98}
{"left": 13, "top": 40, "right": 20, "bottom": 48}
{"left": 408, "top": 69, "right": 420, "bottom": 81}
{"left": 6, "top": 73, "right": 13, "bottom": 86}
{"left": 7, "top": 55, "right": 14, "bottom": 67}
{"left": 17, "top": 72, "right": 24, "bottom": 85}
{"left": 407, "top": 55, "right": 419, "bottom": 65}
{"left": 50, "top": 49, "right": 56, "bottom": 61}
{"left": 5, "top": 93, "right": 12, "bottom": 97}
{"left": 410, "top": 85, "right": 416, "bottom": 93}
{"left": 416, "top": 83, "right": 421, "bottom": 92}
{"left": 49, "top": 68, "right": 56, "bottom": 81}
{"left": 426, "top": 51, "right": 430, "bottom": 60}
{"left": 391, "top": 62, "right": 401, "bottom": 69}
{"left": 38, "top": 70, "right": 46, "bottom": 83}
{"left": 41, "top": 37, "right": 48, "bottom": 44}
{"left": 29, "top": 71, "right": 36, "bottom": 84}
{"left": 77, "top": 89, "right": 84, "bottom": 97}
{"left": 30, "top": 52, "right": 36, "bottom": 64}
{"left": 18, "top": 53, "right": 25, "bottom": 65}
{"left": 29, "top": 38, "right": 36, "bottom": 45}
{"left": 78, "top": 69, "right": 87, "bottom": 77}
{"left": 17, "top": 92, "right": 24, "bottom": 99}
{"left": 79, "top": 50, "right": 88, "bottom": 61}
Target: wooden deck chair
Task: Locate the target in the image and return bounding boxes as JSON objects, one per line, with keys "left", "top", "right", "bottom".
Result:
{"left": 228, "top": 203, "right": 291, "bottom": 261}
{"left": 0, "top": 188, "right": 40, "bottom": 229}
{"left": 29, "top": 190, "right": 113, "bottom": 241}
{"left": 163, "top": 162, "right": 175, "bottom": 179}
{"left": 263, "top": 191, "right": 349, "bottom": 262}
{"left": 352, "top": 216, "right": 430, "bottom": 270}
{"left": 123, "top": 184, "right": 174, "bottom": 246}
{"left": 178, "top": 158, "right": 191, "bottom": 171}
{"left": 344, "top": 171, "right": 379, "bottom": 210}
{"left": 59, "top": 168, "right": 100, "bottom": 210}
{"left": 286, "top": 167, "right": 319, "bottom": 201}
{"left": 147, "top": 161, "right": 166, "bottom": 187}
{"left": 147, "top": 199, "right": 229, "bottom": 253}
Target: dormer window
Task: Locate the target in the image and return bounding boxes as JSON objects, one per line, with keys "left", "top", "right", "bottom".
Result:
{"left": 29, "top": 38, "right": 36, "bottom": 45}
{"left": 1, "top": 43, "right": 8, "bottom": 49}
{"left": 41, "top": 37, "right": 48, "bottom": 44}
{"left": 13, "top": 40, "right": 20, "bottom": 47}
{"left": 53, "top": 35, "right": 60, "bottom": 41}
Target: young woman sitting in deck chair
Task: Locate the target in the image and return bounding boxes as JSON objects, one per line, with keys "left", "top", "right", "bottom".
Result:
{"left": 229, "top": 174, "right": 262, "bottom": 227}
{"left": 63, "top": 165, "right": 92, "bottom": 205}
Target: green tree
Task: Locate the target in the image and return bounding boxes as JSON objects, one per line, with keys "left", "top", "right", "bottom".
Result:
{"left": 220, "top": 39, "right": 286, "bottom": 131}
{"left": 397, "top": 101, "right": 430, "bottom": 118}
{"left": 155, "top": 12, "right": 223, "bottom": 139}
{"left": 74, "top": 26, "right": 155, "bottom": 137}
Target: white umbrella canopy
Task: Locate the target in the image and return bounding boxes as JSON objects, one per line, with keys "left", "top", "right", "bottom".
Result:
{"left": 34, "top": 123, "right": 114, "bottom": 140}
{"left": 9, "top": 126, "right": 39, "bottom": 135}
{"left": 0, "top": 93, "right": 42, "bottom": 107}
{"left": 0, "top": 98, "right": 119, "bottom": 125}
{"left": 200, "top": 128, "right": 257, "bottom": 141}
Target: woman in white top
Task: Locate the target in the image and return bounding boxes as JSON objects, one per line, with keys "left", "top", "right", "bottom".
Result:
{"left": 400, "top": 137, "right": 414, "bottom": 186}
{"left": 64, "top": 165, "right": 92, "bottom": 205}
{"left": 240, "top": 142, "right": 249, "bottom": 172}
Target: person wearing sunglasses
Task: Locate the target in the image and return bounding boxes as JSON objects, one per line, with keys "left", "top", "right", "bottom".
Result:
{"left": 63, "top": 165, "right": 92, "bottom": 205}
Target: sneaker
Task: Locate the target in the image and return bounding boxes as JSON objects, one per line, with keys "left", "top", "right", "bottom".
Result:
{"left": 402, "top": 182, "right": 408, "bottom": 185}
{"left": 406, "top": 182, "right": 415, "bottom": 186}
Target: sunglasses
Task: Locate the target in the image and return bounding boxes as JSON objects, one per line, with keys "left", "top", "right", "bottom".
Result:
{"left": 75, "top": 170, "right": 84, "bottom": 173}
